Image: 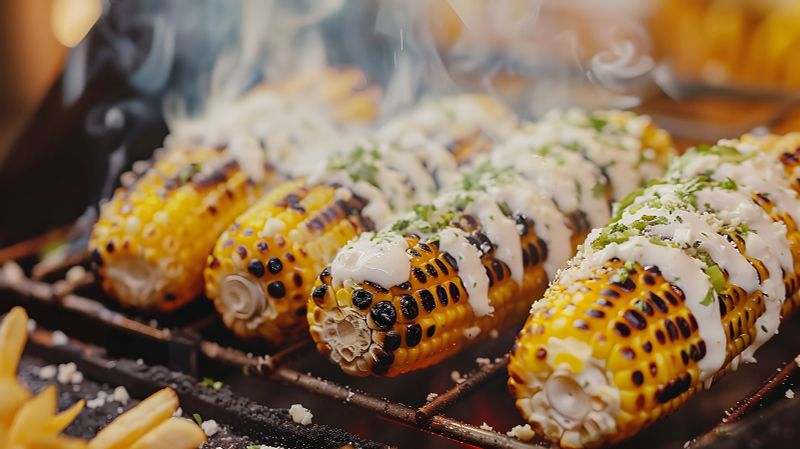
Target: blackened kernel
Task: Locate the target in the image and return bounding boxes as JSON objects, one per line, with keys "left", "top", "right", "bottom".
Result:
{"left": 267, "top": 281, "right": 286, "bottom": 298}
{"left": 408, "top": 248, "right": 422, "bottom": 258}
{"left": 649, "top": 292, "right": 668, "bottom": 313}
{"left": 383, "top": 331, "right": 402, "bottom": 351}
{"left": 247, "top": 259, "right": 265, "bottom": 277}
{"left": 527, "top": 243, "right": 540, "bottom": 266}
{"left": 427, "top": 325, "right": 436, "bottom": 337}
{"left": 90, "top": 249, "right": 103, "bottom": 267}
{"left": 292, "top": 273, "right": 303, "bottom": 288}
{"left": 522, "top": 249, "right": 530, "bottom": 267}
{"left": 164, "top": 293, "right": 177, "bottom": 302}
{"left": 655, "top": 329, "right": 666, "bottom": 344}
{"left": 620, "top": 347, "right": 636, "bottom": 360}
{"left": 364, "top": 280, "right": 389, "bottom": 294}
{"left": 370, "top": 301, "right": 397, "bottom": 329}
{"left": 418, "top": 243, "right": 432, "bottom": 253}
{"left": 671, "top": 285, "right": 686, "bottom": 301}
{"left": 689, "top": 314, "right": 698, "bottom": 331}
{"left": 256, "top": 241, "right": 269, "bottom": 253}
{"left": 574, "top": 320, "right": 589, "bottom": 330}
{"left": 635, "top": 300, "right": 654, "bottom": 316}
{"left": 319, "top": 267, "right": 331, "bottom": 282}
{"left": 449, "top": 283, "right": 461, "bottom": 303}
{"left": 312, "top": 285, "right": 327, "bottom": 303}
{"left": 600, "top": 289, "right": 620, "bottom": 298}
{"left": 443, "top": 253, "right": 458, "bottom": 270}
{"left": 585, "top": 309, "right": 605, "bottom": 319}
{"left": 267, "top": 257, "right": 283, "bottom": 274}
{"left": 397, "top": 281, "right": 412, "bottom": 291}
{"left": 208, "top": 257, "right": 220, "bottom": 269}
{"left": 689, "top": 344, "right": 701, "bottom": 361}
{"left": 664, "top": 291, "right": 679, "bottom": 305}
{"left": 412, "top": 267, "right": 427, "bottom": 284}
{"left": 435, "top": 259, "right": 449, "bottom": 275}
{"left": 406, "top": 324, "right": 422, "bottom": 347}
{"left": 285, "top": 253, "right": 296, "bottom": 263}
{"left": 485, "top": 265, "right": 495, "bottom": 288}
{"left": 665, "top": 320, "right": 679, "bottom": 341}
{"left": 242, "top": 228, "right": 254, "bottom": 237}
{"left": 615, "top": 278, "right": 636, "bottom": 292}
{"left": 399, "top": 295, "right": 419, "bottom": 319}
{"left": 436, "top": 285, "right": 449, "bottom": 306}
{"left": 491, "top": 260, "right": 504, "bottom": 280}
{"left": 236, "top": 246, "right": 248, "bottom": 258}
{"left": 537, "top": 238, "right": 548, "bottom": 260}
{"left": 352, "top": 290, "right": 374, "bottom": 309}
{"left": 642, "top": 341, "right": 653, "bottom": 353}
{"left": 650, "top": 362, "right": 658, "bottom": 376}
{"left": 106, "top": 242, "right": 115, "bottom": 253}
{"left": 425, "top": 264, "right": 439, "bottom": 278}
{"left": 698, "top": 340, "right": 707, "bottom": 358}
{"left": 371, "top": 349, "right": 394, "bottom": 374}
{"left": 535, "top": 348, "right": 547, "bottom": 359}
{"left": 615, "top": 322, "right": 631, "bottom": 337}
{"left": 624, "top": 310, "right": 647, "bottom": 330}
{"left": 676, "top": 316, "right": 692, "bottom": 338}
{"left": 419, "top": 290, "right": 436, "bottom": 312}
{"left": 643, "top": 274, "right": 655, "bottom": 286}
{"left": 680, "top": 350, "right": 689, "bottom": 365}
{"left": 596, "top": 298, "right": 613, "bottom": 307}
{"left": 632, "top": 371, "right": 644, "bottom": 386}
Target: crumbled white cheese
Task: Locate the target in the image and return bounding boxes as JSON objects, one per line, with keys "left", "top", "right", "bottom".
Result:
{"left": 289, "top": 404, "right": 313, "bottom": 425}
{"left": 52, "top": 330, "right": 68, "bottom": 346}
{"left": 489, "top": 329, "right": 499, "bottom": 339}
{"left": 113, "top": 386, "right": 130, "bottom": 405}
{"left": 38, "top": 365, "right": 57, "bottom": 380}
{"left": 173, "top": 407, "right": 183, "bottom": 417}
{"left": 27, "top": 319, "right": 37, "bottom": 334}
{"left": 787, "top": 389, "right": 795, "bottom": 399}
{"left": 426, "top": 393, "right": 439, "bottom": 402}
{"left": 86, "top": 397, "right": 106, "bottom": 409}
{"left": 450, "top": 370, "right": 464, "bottom": 384}
{"left": 506, "top": 424, "right": 535, "bottom": 442}
{"left": 345, "top": 390, "right": 354, "bottom": 402}
{"left": 56, "top": 363, "right": 82, "bottom": 384}
{"left": 463, "top": 326, "right": 481, "bottom": 339}
{"left": 476, "top": 357, "right": 491, "bottom": 367}
{"left": 201, "top": 419, "right": 219, "bottom": 437}
{"left": 479, "top": 422, "right": 494, "bottom": 431}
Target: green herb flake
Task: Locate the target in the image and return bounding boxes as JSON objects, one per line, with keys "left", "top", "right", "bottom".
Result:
{"left": 704, "top": 264, "right": 726, "bottom": 293}
{"left": 700, "top": 288, "right": 715, "bottom": 306}
{"left": 588, "top": 116, "right": 608, "bottom": 132}
{"left": 192, "top": 413, "right": 203, "bottom": 425}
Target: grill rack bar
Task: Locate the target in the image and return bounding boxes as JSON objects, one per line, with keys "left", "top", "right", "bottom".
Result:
{"left": 2, "top": 237, "right": 798, "bottom": 449}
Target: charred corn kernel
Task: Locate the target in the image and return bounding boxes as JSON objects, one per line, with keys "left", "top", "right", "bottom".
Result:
{"left": 90, "top": 148, "right": 265, "bottom": 310}
{"left": 206, "top": 95, "right": 518, "bottom": 343}
{"left": 309, "top": 112, "right": 673, "bottom": 377}
{"left": 509, "top": 134, "right": 800, "bottom": 448}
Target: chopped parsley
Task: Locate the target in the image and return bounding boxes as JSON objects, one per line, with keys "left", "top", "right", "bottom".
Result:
{"left": 700, "top": 288, "right": 715, "bottom": 306}
{"left": 588, "top": 116, "right": 608, "bottom": 132}
{"left": 192, "top": 413, "right": 203, "bottom": 425}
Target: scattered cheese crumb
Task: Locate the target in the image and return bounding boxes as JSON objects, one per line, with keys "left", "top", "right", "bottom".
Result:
{"left": 113, "top": 386, "right": 130, "bottom": 405}
{"left": 289, "top": 404, "right": 313, "bottom": 425}
{"left": 56, "top": 363, "right": 82, "bottom": 384}
{"left": 86, "top": 397, "right": 105, "bottom": 409}
{"left": 52, "top": 330, "right": 68, "bottom": 346}
{"left": 173, "top": 407, "right": 183, "bottom": 417}
{"left": 451, "top": 370, "right": 465, "bottom": 384}
{"left": 479, "top": 422, "right": 494, "bottom": 431}
{"left": 476, "top": 357, "right": 491, "bottom": 367}
{"left": 426, "top": 393, "right": 439, "bottom": 402}
{"left": 489, "top": 329, "right": 499, "bottom": 339}
{"left": 345, "top": 391, "right": 354, "bottom": 402}
{"left": 786, "top": 389, "right": 795, "bottom": 399}
{"left": 201, "top": 419, "right": 219, "bottom": 437}
{"left": 463, "top": 326, "right": 481, "bottom": 339}
{"left": 506, "top": 424, "right": 535, "bottom": 442}
{"left": 38, "top": 365, "right": 57, "bottom": 380}
{"left": 27, "top": 319, "right": 37, "bottom": 334}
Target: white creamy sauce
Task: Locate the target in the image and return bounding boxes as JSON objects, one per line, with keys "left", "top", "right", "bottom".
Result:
{"left": 463, "top": 192, "right": 524, "bottom": 283}
{"left": 439, "top": 227, "right": 495, "bottom": 317}
{"left": 485, "top": 179, "right": 571, "bottom": 278}
{"left": 330, "top": 232, "right": 410, "bottom": 289}
{"left": 561, "top": 236, "right": 726, "bottom": 381}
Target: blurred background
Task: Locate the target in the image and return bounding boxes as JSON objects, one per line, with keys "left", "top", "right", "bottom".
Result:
{"left": 2, "top": 0, "right": 800, "bottom": 247}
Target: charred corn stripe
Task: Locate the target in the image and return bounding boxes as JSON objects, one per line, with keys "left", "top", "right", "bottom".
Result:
{"left": 89, "top": 148, "right": 265, "bottom": 310}
{"left": 509, "top": 135, "right": 800, "bottom": 448}
{"left": 204, "top": 180, "right": 371, "bottom": 343}
{"left": 308, "top": 213, "right": 554, "bottom": 376}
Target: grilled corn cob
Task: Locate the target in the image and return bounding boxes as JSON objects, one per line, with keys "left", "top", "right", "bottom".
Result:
{"left": 90, "top": 147, "right": 265, "bottom": 310}
{"left": 204, "top": 94, "right": 514, "bottom": 342}
{"left": 308, "top": 110, "right": 674, "bottom": 376}
{"left": 508, "top": 133, "right": 800, "bottom": 448}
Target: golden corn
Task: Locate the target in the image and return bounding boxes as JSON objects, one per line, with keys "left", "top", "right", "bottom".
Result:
{"left": 508, "top": 134, "right": 800, "bottom": 448}
{"left": 308, "top": 110, "right": 674, "bottom": 376}
{"left": 90, "top": 148, "right": 264, "bottom": 311}
{"left": 205, "top": 94, "right": 517, "bottom": 342}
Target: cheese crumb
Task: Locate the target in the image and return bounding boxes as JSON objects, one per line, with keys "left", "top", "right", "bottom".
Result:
{"left": 506, "top": 424, "right": 535, "bottom": 442}
{"left": 787, "top": 389, "right": 795, "bottom": 399}
{"left": 289, "top": 404, "right": 313, "bottom": 425}
{"left": 38, "top": 365, "right": 57, "bottom": 380}
{"left": 201, "top": 419, "right": 219, "bottom": 437}
{"left": 173, "top": 407, "right": 183, "bottom": 417}
{"left": 56, "top": 363, "right": 82, "bottom": 384}
{"left": 479, "top": 422, "right": 494, "bottom": 431}
{"left": 476, "top": 357, "right": 491, "bottom": 367}
{"left": 113, "top": 386, "right": 130, "bottom": 405}
{"left": 27, "top": 319, "right": 37, "bottom": 334}
{"left": 426, "top": 393, "right": 438, "bottom": 402}
{"left": 52, "top": 330, "right": 68, "bottom": 346}
{"left": 450, "top": 370, "right": 465, "bottom": 384}
{"left": 463, "top": 326, "right": 481, "bottom": 339}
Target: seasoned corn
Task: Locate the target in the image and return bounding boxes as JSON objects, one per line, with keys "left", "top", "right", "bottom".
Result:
{"left": 308, "top": 110, "right": 673, "bottom": 376}
{"left": 205, "top": 94, "right": 516, "bottom": 342}
{"left": 508, "top": 133, "right": 800, "bottom": 448}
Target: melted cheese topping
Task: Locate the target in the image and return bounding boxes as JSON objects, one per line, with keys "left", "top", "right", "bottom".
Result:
{"left": 331, "top": 232, "right": 410, "bottom": 289}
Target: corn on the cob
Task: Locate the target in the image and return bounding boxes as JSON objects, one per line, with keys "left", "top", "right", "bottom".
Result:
{"left": 205, "top": 94, "right": 515, "bottom": 342}
{"left": 308, "top": 110, "right": 674, "bottom": 376}
{"left": 508, "top": 133, "right": 800, "bottom": 448}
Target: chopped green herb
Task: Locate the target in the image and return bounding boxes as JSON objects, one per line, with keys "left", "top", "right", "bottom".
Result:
{"left": 700, "top": 288, "right": 715, "bottom": 306}
{"left": 588, "top": 116, "right": 608, "bottom": 132}
{"left": 498, "top": 201, "right": 512, "bottom": 216}
{"left": 201, "top": 377, "right": 223, "bottom": 392}
{"left": 704, "top": 264, "right": 726, "bottom": 293}
{"left": 736, "top": 223, "right": 754, "bottom": 235}
{"left": 192, "top": 413, "right": 203, "bottom": 425}
{"left": 720, "top": 177, "right": 738, "bottom": 191}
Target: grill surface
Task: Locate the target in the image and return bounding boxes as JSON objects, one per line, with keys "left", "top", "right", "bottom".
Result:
{"left": 1, "top": 231, "right": 799, "bottom": 449}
